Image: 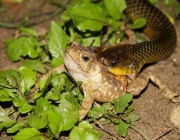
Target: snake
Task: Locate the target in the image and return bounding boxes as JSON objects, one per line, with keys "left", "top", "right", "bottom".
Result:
{"left": 96, "top": 0, "right": 177, "bottom": 78}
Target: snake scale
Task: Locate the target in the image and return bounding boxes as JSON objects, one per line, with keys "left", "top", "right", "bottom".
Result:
{"left": 97, "top": 0, "right": 177, "bottom": 78}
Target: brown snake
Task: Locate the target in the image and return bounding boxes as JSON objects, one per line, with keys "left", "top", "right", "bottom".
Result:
{"left": 97, "top": 0, "right": 177, "bottom": 78}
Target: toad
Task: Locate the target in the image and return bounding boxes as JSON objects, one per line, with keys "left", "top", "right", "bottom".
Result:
{"left": 36, "top": 42, "right": 178, "bottom": 120}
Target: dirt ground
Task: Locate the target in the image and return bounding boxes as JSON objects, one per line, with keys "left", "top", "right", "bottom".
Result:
{"left": 0, "top": 0, "right": 180, "bottom": 140}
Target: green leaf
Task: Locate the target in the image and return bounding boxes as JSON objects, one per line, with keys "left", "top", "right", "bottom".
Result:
{"left": 0, "top": 70, "right": 21, "bottom": 88}
{"left": 164, "top": 0, "right": 174, "bottom": 6}
{"left": 17, "top": 66, "right": 36, "bottom": 94}
{"left": 51, "top": 57, "right": 62, "bottom": 68}
{"left": 34, "top": 72, "right": 53, "bottom": 99}
{"left": 136, "top": 32, "right": 147, "bottom": 43}
{"left": 7, "top": 37, "right": 39, "bottom": 61}
{"left": 70, "top": 121, "right": 102, "bottom": 140}
{"left": 22, "top": 59, "right": 46, "bottom": 73}
{"left": 47, "top": 110, "right": 63, "bottom": 135}
{"left": 28, "top": 114, "right": 47, "bottom": 129}
{"left": 38, "top": 73, "right": 52, "bottom": 92}
{"left": 57, "top": 92, "right": 78, "bottom": 111}
{"left": 126, "top": 113, "right": 140, "bottom": 123}
{"left": 62, "top": 3, "right": 107, "bottom": 32}
{"left": 46, "top": 85, "right": 62, "bottom": 101}
{"left": 108, "top": 18, "right": 121, "bottom": 29}
{"left": 48, "top": 21, "right": 69, "bottom": 64}
{"left": 13, "top": 97, "right": 33, "bottom": 114}
{"left": 40, "top": 51, "right": 50, "bottom": 63}
{"left": 7, "top": 122, "right": 25, "bottom": 133}
{"left": 176, "top": 2, "right": 180, "bottom": 15}
{"left": 115, "top": 120, "right": 130, "bottom": 137}
{"left": 81, "top": 36, "right": 101, "bottom": 46}
{"left": 89, "top": 104, "right": 107, "bottom": 119}
{"left": 115, "top": 93, "right": 133, "bottom": 113}
{"left": 13, "top": 128, "right": 44, "bottom": 140}
{"left": 56, "top": 92, "right": 79, "bottom": 131}
{"left": 19, "top": 27, "right": 37, "bottom": 37}
{"left": 34, "top": 98, "right": 53, "bottom": 115}
{"left": 78, "top": 121, "right": 93, "bottom": 128}
{"left": 0, "top": 107, "right": 16, "bottom": 131}
{"left": 127, "top": 18, "right": 147, "bottom": 29}
{"left": 71, "top": 0, "right": 91, "bottom": 5}
{"left": 104, "top": 0, "right": 126, "bottom": 20}
{"left": 58, "top": 73, "right": 73, "bottom": 91}
{"left": 62, "top": 111, "right": 79, "bottom": 131}
{"left": 148, "top": 0, "right": 158, "bottom": 4}
{"left": 0, "top": 89, "right": 13, "bottom": 101}
{"left": 125, "top": 105, "right": 134, "bottom": 116}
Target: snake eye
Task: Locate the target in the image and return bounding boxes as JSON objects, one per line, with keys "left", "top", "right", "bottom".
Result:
{"left": 82, "top": 55, "right": 90, "bottom": 61}
{"left": 111, "top": 60, "right": 118, "bottom": 67}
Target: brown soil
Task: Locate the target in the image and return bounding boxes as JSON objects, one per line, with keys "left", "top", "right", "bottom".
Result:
{"left": 0, "top": 0, "right": 180, "bottom": 140}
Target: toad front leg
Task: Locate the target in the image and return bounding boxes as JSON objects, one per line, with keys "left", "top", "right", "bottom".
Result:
{"left": 79, "top": 81, "right": 101, "bottom": 121}
{"left": 127, "top": 70, "right": 179, "bottom": 102}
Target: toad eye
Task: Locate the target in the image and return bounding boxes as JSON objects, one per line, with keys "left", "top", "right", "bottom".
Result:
{"left": 82, "top": 55, "right": 90, "bottom": 61}
{"left": 111, "top": 60, "right": 118, "bottom": 67}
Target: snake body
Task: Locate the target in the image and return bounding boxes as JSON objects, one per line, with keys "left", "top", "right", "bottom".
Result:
{"left": 97, "top": 0, "right": 177, "bottom": 78}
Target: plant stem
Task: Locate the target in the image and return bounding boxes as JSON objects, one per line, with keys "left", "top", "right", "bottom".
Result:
{"left": 130, "top": 125, "right": 150, "bottom": 140}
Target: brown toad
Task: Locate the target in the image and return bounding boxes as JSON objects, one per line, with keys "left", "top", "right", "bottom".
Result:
{"left": 38, "top": 42, "right": 178, "bottom": 120}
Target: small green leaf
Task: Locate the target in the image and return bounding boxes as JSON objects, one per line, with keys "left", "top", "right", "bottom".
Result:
{"left": 127, "top": 18, "right": 147, "bottom": 29}
{"left": 56, "top": 92, "right": 79, "bottom": 131}
{"left": 104, "top": 0, "right": 126, "bottom": 20}
{"left": 0, "top": 107, "right": 16, "bottom": 131}
{"left": 62, "top": 3, "right": 107, "bottom": 32}
{"left": 164, "top": 0, "right": 174, "bottom": 6}
{"left": 62, "top": 110, "right": 79, "bottom": 131}
{"left": 0, "top": 89, "right": 13, "bottom": 101}
{"left": 89, "top": 104, "right": 107, "bottom": 119}
{"left": 18, "top": 66, "right": 36, "bottom": 94}
{"left": 81, "top": 36, "right": 101, "bottom": 46}
{"left": 34, "top": 97, "right": 53, "bottom": 115}
{"left": 13, "top": 97, "right": 33, "bottom": 114}
{"left": 176, "top": 2, "right": 180, "bottom": 15}
{"left": 48, "top": 21, "right": 69, "bottom": 64}
{"left": 126, "top": 113, "right": 140, "bottom": 123}
{"left": 78, "top": 121, "right": 93, "bottom": 128}
{"left": 70, "top": 121, "right": 102, "bottom": 140}
{"left": 115, "top": 120, "right": 130, "bottom": 137}
{"left": 22, "top": 59, "right": 46, "bottom": 73}
{"left": 7, "top": 37, "right": 39, "bottom": 61}
{"left": 0, "top": 70, "right": 21, "bottom": 88}
{"left": 47, "top": 110, "right": 63, "bottom": 135}
{"left": 7, "top": 122, "right": 25, "bottom": 133}
{"left": 108, "top": 18, "right": 121, "bottom": 29}
{"left": 125, "top": 105, "right": 134, "bottom": 115}
{"left": 115, "top": 93, "right": 133, "bottom": 113}
{"left": 46, "top": 85, "right": 62, "bottom": 101}
{"left": 19, "top": 27, "right": 37, "bottom": 37}
{"left": 148, "top": 0, "right": 158, "bottom": 4}
{"left": 136, "top": 32, "right": 147, "bottom": 43}
{"left": 57, "top": 92, "right": 78, "bottom": 112}
{"left": 51, "top": 57, "right": 62, "bottom": 68}
{"left": 28, "top": 114, "right": 47, "bottom": 129}
{"left": 13, "top": 128, "right": 44, "bottom": 140}
{"left": 71, "top": 0, "right": 91, "bottom": 5}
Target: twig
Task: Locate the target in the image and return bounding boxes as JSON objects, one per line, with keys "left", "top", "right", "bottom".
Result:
{"left": 130, "top": 125, "right": 150, "bottom": 140}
